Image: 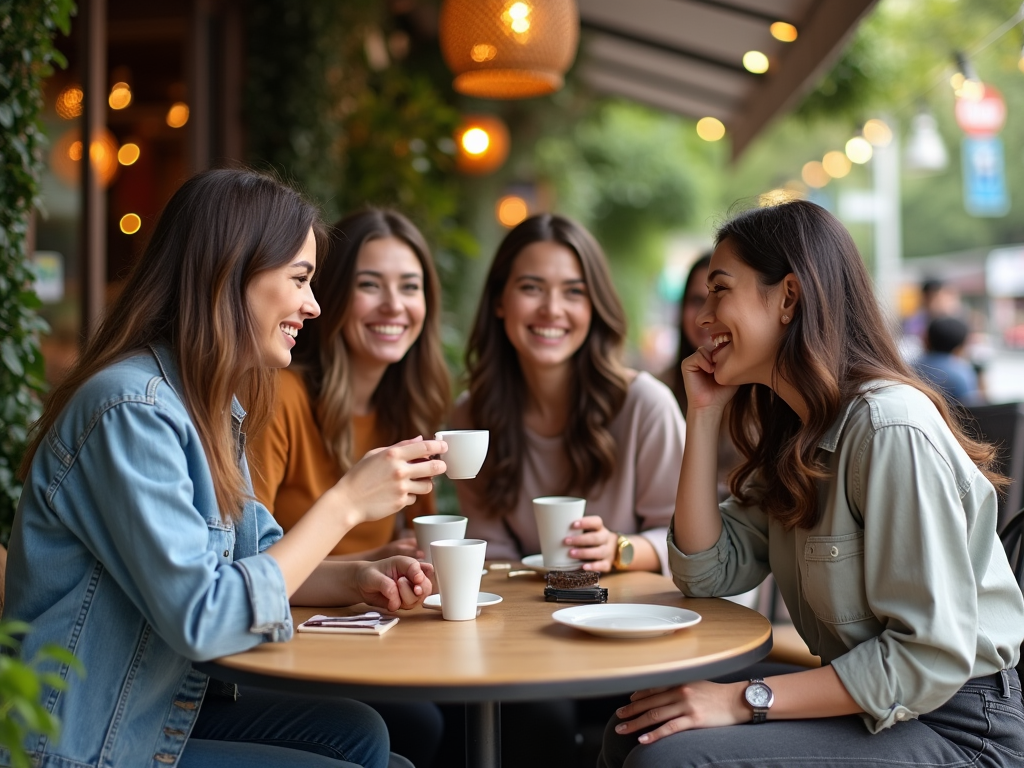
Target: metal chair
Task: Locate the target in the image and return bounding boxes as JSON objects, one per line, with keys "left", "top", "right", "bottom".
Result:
{"left": 963, "top": 402, "right": 1024, "bottom": 530}
{"left": 998, "top": 508, "right": 1024, "bottom": 676}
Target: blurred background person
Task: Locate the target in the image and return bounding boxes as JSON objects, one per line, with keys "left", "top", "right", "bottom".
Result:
{"left": 914, "top": 315, "right": 983, "bottom": 407}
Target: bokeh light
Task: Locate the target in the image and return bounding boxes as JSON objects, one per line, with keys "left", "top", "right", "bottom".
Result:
{"left": 496, "top": 195, "right": 529, "bottom": 227}
{"left": 461, "top": 127, "right": 490, "bottom": 155}
{"left": 56, "top": 85, "right": 84, "bottom": 119}
{"left": 862, "top": 119, "right": 893, "bottom": 147}
{"left": 845, "top": 136, "right": 873, "bottom": 164}
{"left": 696, "top": 117, "right": 726, "bottom": 141}
{"left": 471, "top": 43, "right": 497, "bottom": 62}
{"left": 108, "top": 82, "right": 132, "bottom": 110}
{"left": 801, "top": 161, "right": 830, "bottom": 188}
{"left": 120, "top": 213, "right": 142, "bottom": 235}
{"left": 822, "top": 150, "right": 851, "bottom": 178}
{"left": 118, "top": 142, "right": 140, "bottom": 166}
{"left": 770, "top": 22, "right": 798, "bottom": 42}
{"left": 743, "top": 51, "right": 769, "bottom": 74}
{"left": 166, "top": 102, "right": 190, "bottom": 128}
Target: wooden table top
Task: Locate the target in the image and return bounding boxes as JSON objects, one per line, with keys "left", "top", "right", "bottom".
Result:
{"left": 202, "top": 566, "right": 772, "bottom": 702}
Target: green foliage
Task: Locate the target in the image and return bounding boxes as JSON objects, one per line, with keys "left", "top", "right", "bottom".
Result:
{"left": 0, "top": 620, "right": 84, "bottom": 768}
{"left": 0, "top": 0, "right": 75, "bottom": 545}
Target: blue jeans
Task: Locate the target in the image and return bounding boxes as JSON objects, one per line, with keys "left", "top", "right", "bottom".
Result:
{"left": 599, "top": 670, "right": 1024, "bottom": 768}
{"left": 180, "top": 686, "right": 394, "bottom": 768}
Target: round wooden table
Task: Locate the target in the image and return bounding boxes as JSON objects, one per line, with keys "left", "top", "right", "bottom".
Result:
{"left": 199, "top": 567, "right": 772, "bottom": 768}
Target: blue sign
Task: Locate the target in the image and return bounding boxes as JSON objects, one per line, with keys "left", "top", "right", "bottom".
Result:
{"left": 962, "top": 136, "right": 1010, "bottom": 217}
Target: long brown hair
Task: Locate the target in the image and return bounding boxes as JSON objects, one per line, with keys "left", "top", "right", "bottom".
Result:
{"left": 718, "top": 200, "right": 1005, "bottom": 529}
{"left": 290, "top": 208, "right": 450, "bottom": 471}
{"left": 670, "top": 253, "right": 712, "bottom": 410}
{"left": 466, "top": 213, "right": 629, "bottom": 516}
{"left": 20, "top": 168, "right": 326, "bottom": 520}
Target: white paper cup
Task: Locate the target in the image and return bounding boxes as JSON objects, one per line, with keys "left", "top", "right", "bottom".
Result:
{"left": 435, "top": 430, "right": 489, "bottom": 480}
{"left": 429, "top": 539, "right": 487, "bottom": 621}
{"left": 413, "top": 515, "right": 468, "bottom": 564}
{"left": 533, "top": 496, "right": 586, "bottom": 568}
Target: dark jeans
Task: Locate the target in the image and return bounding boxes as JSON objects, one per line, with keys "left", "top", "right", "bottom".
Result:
{"left": 183, "top": 685, "right": 403, "bottom": 768}
{"left": 599, "top": 670, "right": 1024, "bottom": 768}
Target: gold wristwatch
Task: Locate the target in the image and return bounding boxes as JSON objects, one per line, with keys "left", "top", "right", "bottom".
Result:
{"left": 612, "top": 534, "right": 634, "bottom": 571}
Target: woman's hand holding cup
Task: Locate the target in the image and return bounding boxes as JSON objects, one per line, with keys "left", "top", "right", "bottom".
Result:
{"left": 334, "top": 436, "right": 447, "bottom": 525}
{"left": 565, "top": 515, "right": 619, "bottom": 573}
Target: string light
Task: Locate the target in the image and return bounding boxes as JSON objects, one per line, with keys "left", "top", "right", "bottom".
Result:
{"left": 770, "top": 22, "right": 798, "bottom": 42}
{"left": 696, "top": 117, "right": 725, "bottom": 142}
{"left": 742, "top": 51, "right": 769, "bottom": 74}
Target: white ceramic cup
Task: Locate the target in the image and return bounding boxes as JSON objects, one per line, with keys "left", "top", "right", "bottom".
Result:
{"left": 429, "top": 539, "right": 487, "bottom": 621}
{"left": 435, "top": 430, "right": 489, "bottom": 480}
{"left": 412, "top": 515, "right": 468, "bottom": 564}
{"left": 533, "top": 496, "right": 586, "bottom": 568}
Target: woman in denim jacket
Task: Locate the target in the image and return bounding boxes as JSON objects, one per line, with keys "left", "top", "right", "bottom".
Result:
{"left": 2, "top": 169, "right": 447, "bottom": 768}
{"left": 601, "top": 200, "right": 1024, "bottom": 768}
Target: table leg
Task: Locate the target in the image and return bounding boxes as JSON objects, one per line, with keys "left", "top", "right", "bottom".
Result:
{"left": 465, "top": 701, "right": 501, "bottom": 768}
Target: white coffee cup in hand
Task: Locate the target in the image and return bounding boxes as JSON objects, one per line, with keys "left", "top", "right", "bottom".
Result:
{"left": 434, "top": 430, "right": 489, "bottom": 480}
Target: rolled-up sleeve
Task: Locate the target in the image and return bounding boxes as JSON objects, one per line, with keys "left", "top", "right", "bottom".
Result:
{"left": 57, "top": 401, "right": 293, "bottom": 661}
{"left": 831, "top": 424, "right": 976, "bottom": 732}
{"left": 668, "top": 495, "right": 770, "bottom": 597}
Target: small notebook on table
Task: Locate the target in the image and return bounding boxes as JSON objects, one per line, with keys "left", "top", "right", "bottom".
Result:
{"left": 297, "top": 612, "right": 399, "bottom": 635}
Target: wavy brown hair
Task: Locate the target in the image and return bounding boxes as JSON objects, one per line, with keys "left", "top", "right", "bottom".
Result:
{"left": 20, "top": 168, "right": 326, "bottom": 520}
{"left": 719, "top": 200, "right": 1006, "bottom": 529}
{"left": 466, "top": 213, "right": 629, "bottom": 516}
{"left": 290, "top": 208, "right": 450, "bottom": 471}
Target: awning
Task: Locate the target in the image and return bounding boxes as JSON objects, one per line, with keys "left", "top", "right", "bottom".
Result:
{"left": 577, "top": 0, "right": 879, "bottom": 157}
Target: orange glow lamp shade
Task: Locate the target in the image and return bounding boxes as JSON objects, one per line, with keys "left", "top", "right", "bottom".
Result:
{"left": 440, "top": 0, "right": 579, "bottom": 99}
{"left": 455, "top": 115, "right": 510, "bottom": 175}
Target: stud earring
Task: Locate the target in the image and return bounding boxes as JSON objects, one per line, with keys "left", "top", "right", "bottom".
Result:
{"left": 782, "top": 315, "right": 790, "bottom": 324}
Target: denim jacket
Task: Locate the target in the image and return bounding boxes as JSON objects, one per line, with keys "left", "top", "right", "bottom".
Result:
{"left": 669, "top": 382, "right": 1024, "bottom": 733}
{"left": 1, "top": 346, "right": 293, "bottom": 768}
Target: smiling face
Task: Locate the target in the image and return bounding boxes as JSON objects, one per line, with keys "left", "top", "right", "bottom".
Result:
{"left": 497, "top": 241, "right": 593, "bottom": 373}
{"left": 697, "top": 239, "right": 793, "bottom": 387}
{"left": 341, "top": 236, "right": 426, "bottom": 370}
{"left": 248, "top": 226, "right": 320, "bottom": 369}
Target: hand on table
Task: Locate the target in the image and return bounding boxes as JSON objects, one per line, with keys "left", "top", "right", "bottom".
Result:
{"left": 354, "top": 557, "right": 435, "bottom": 612}
{"left": 565, "top": 515, "right": 618, "bottom": 573}
{"left": 613, "top": 681, "right": 747, "bottom": 745}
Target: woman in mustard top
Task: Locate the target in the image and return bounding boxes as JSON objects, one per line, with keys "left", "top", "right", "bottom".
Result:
{"left": 247, "top": 208, "right": 451, "bottom": 766}
{"left": 249, "top": 208, "right": 450, "bottom": 560}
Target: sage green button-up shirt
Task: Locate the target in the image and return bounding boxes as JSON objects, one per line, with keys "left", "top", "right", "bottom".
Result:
{"left": 670, "top": 382, "right": 1024, "bottom": 733}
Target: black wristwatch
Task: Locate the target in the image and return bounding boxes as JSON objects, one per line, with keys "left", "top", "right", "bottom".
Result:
{"left": 744, "top": 678, "right": 774, "bottom": 723}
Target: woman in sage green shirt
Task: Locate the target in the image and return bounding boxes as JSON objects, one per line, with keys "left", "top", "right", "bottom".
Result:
{"left": 601, "top": 200, "right": 1024, "bottom": 768}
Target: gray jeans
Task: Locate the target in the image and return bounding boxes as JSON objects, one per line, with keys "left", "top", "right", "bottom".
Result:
{"left": 598, "top": 670, "right": 1024, "bottom": 768}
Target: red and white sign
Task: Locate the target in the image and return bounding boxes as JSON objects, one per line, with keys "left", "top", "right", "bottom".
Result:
{"left": 955, "top": 84, "right": 1006, "bottom": 136}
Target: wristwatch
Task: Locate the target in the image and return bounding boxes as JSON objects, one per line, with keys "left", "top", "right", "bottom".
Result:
{"left": 612, "top": 534, "right": 634, "bottom": 571}
{"left": 744, "top": 678, "right": 774, "bottom": 723}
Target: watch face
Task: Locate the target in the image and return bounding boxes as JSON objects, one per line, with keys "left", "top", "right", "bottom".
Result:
{"left": 745, "top": 683, "right": 771, "bottom": 708}
{"left": 620, "top": 540, "right": 634, "bottom": 565}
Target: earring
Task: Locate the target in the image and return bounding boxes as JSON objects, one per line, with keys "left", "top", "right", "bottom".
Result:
{"left": 782, "top": 315, "right": 790, "bottom": 324}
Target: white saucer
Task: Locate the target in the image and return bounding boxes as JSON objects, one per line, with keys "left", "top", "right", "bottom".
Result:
{"left": 551, "top": 604, "right": 701, "bottom": 639}
{"left": 423, "top": 592, "right": 503, "bottom": 611}
{"left": 520, "top": 554, "right": 582, "bottom": 573}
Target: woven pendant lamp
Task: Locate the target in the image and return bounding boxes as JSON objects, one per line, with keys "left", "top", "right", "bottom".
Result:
{"left": 439, "top": 0, "right": 579, "bottom": 99}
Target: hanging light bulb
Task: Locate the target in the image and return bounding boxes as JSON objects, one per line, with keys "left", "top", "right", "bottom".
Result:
{"left": 904, "top": 112, "right": 948, "bottom": 173}
{"left": 439, "top": 0, "right": 579, "bottom": 99}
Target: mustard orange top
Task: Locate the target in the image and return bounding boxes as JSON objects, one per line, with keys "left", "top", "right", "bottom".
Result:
{"left": 248, "top": 369, "right": 434, "bottom": 556}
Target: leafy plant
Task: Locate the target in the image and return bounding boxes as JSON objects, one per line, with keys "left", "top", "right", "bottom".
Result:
{"left": 0, "top": 620, "right": 84, "bottom": 768}
{"left": 0, "top": 0, "right": 76, "bottom": 544}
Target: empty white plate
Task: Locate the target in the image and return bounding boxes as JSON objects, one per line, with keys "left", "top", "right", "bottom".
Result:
{"left": 520, "top": 554, "right": 582, "bottom": 573}
{"left": 551, "top": 604, "right": 701, "bottom": 639}
{"left": 423, "top": 592, "right": 503, "bottom": 611}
